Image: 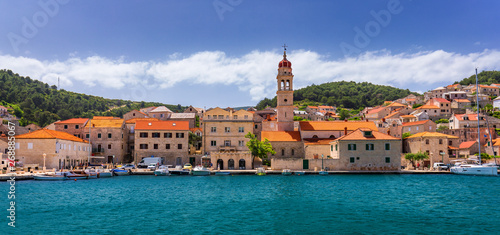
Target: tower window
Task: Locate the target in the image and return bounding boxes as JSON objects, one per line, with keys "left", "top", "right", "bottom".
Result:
{"left": 284, "top": 99, "right": 287, "bottom": 102}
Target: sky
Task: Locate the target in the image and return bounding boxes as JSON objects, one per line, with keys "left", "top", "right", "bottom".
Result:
{"left": 1, "top": 0, "right": 500, "bottom": 109}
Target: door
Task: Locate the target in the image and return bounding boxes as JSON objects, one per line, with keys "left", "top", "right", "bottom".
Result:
{"left": 303, "top": 159, "right": 309, "bottom": 169}
{"left": 107, "top": 156, "right": 113, "bottom": 164}
{"left": 217, "top": 159, "right": 224, "bottom": 170}
{"left": 189, "top": 157, "right": 195, "bottom": 165}
{"left": 176, "top": 157, "right": 182, "bottom": 166}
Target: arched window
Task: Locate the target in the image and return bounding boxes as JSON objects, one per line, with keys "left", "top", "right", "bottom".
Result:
{"left": 291, "top": 149, "right": 295, "bottom": 155}
{"left": 329, "top": 135, "right": 335, "bottom": 138}
{"left": 239, "top": 159, "right": 246, "bottom": 169}
{"left": 228, "top": 159, "right": 235, "bottom": 170}
{"left": 286, "top": 80, "right": 290, "bottom": 90}
{"left": 281, "top": 149, "right": 285, "bottom": 156}
{"left": 217, "top": 159, "right": 224, "bottom": 170}
{"left": 312, "top": 135, "right": 318, "bottom": 138}
{"left": 281, "top": 80, "right": 285, "bottom": 90}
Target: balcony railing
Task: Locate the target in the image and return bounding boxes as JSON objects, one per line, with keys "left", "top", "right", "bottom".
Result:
{"left": 92, "top": 148, "right": 104, "bottom": 155}
{"left": 218, "top": 145, "right": 237, "bottom": 152}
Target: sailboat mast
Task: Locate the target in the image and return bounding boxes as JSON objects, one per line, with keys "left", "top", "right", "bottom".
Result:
{"left": 476, "top": 68, "right": 481, "bottom": 164}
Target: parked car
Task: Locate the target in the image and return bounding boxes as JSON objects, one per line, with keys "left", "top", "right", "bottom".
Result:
{"left": 433, "top": 162, "right": 449, "bottom": 170}
{"left": 122, "top": 164, "right": 136, "bottom": 169}
{"left": 147, "top": 163, "right": 157, "bottom": 170}
{"left": 183, "top": 163, "right": 192, "bottom": 170}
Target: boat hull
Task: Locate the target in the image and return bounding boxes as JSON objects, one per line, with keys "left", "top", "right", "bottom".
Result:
{"left": 215, "top": 172, "right": 231, "bottom": 176}
{"left": 319, "top": 171, "right": 329, "bottom": 176}
{"left": 192, "top": 170, "right": 210, "bottom": 176}
{"left": 450, "top": 166, "right": 498, "bottom": 176}
{"left": 294, "top": 171, "right": 306, "bottom": 175}
{"left": 154, "top": 171, "right": 169, "bottom": 176}
{"left": 33, "top": 175, "right": 67, "bottom": 181}
{"left": 113, "top": 170, "right": 130, "bottom": 176}
{"left": 282, "top": 172, "right": 292, "bottom": 176}
{"left": 171, "top": 170, "right": 190, "bottom": 175}
{"left": 98, "top": 172, "right": 113, "bottom": 178}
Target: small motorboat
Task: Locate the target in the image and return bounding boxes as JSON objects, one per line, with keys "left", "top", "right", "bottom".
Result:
{"left": 96, "top": 169, "right": 113, "bottom": 178}
{"left": 33, "top": 173, "right": 67, "bottom": 181}
{"left": 214, "top": 171, "right": 231, "bottom": 176}
{"left": 282, "top": 169, "right": 292, "bottom": 176}
{"left": 319, "top": 170, "right": 328, "bottom": 176}
{"left": 170, "top": 165, "right": 190, "bottom": 175}
{"left": 191, "top": 165, "right": 210, "bottom": 176}
{"left": 256, "top": 167, "right": 266, "bottom": 176}
{"left": 64, "top": 172, "right": 89, "bottom": 180}
{"left": 154, "top": 165, "right": 170, "bottom": 176}
{"left": 112, "top": 168, "right": 130, "bottom": 176}
{"left": 294, "top": 171, "right": 306, "bottom": 176}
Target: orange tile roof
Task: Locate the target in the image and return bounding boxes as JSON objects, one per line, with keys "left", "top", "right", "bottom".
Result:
{"left": 303, "top": 138, "right": 336, "bottom": 145}
{"left": 55, "top": 118, "right": 89, "bottom": 124}
{"left": 401, "top": 115, "right": 416, "bottom": 118}
{"left": 261, "top": 131, "right": 301, "bottom": 142}
{"left": 405, "top": 132, "right": 458, "bottom": 139}
{"left": 307, "top": 106, "right": 318, "bottom": 109}
{"left": 448, "top": 146, "right": 459, "bottom": 150}
{"left": 447, "top": 84, "right": 460, "bottom": 88}
{"left": 15, "top": 129, "right": 88, "bottom": 143}
{"left": 85, "top": 119, "right": 124, "bottom": 128}
{"left": 402, "top": 120, "right": 432, "bottom": 126}
{"left": 135, "top": 120, "right": 189, "bottom": 131}
{"left": 453, "top": 99, "right": 471, "bottom": 103}
{"left": 459, "top": 141, "right": 476, "bottom": 149}
{"left": 387, "top": 102, "right": 406, "bottom": 107}
{"left": 93, "top": 116, "right": 116, "bottom": 120}
{"left": 318, "top": 106, "right": 334, "bottom": 109}
{"left": 366, "top": 106, "right": 386, "bottom": 114}
{"left": 385, "top": 111, "right": 401, "bottom": 119}
{"left": 405, "top": 98, "right": 416, "bottom": 101}
{"left": 335, "top": 128, "right": 400, "bottom": 141}
{"left": 454, "top": 114, "right": 483, "bottom": 121}
{"left": 125, "top": 118, "right": 159, "bottom": 124}
{"left": 479, "top": 85, "right": 498, "bottom": 89}
{"left": 189, "top": 127, "right": 202, "bottom": 132}
{"left": 416, "top": 105, "right": 439, "bottom": 109}
{"left": 299, "top": 121, "right": 377, "bottom": 131}
{"left": 431, "top": 98, "right": 451, "bottom": 103}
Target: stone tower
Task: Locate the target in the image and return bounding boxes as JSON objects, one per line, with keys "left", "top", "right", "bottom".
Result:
{"left": 276, "top": 47, "right": 294, "bottom": 131}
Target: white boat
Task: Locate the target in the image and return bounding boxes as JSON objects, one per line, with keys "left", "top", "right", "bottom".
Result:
{"left": 33, "top": 173, "right": 67, "bottom": 181}
{"left": 86, "top": 168, "right": 113, "bottom": 178}
{"left": 451, "top": 69, "right": 498, "bottom": 176}
{"left": 154, "top": 165, "right": 170, "bottom": 176}
{"left": 282, "top": 169, "right": 292, "bottom": 176}
{"left": 112, "top": 169, "right": 130, "bottom": 176}
{"left": 294, "top": 171, "right": 306, "bottom": 175}
{"left": 191, "top": 165, "right": 210, "bottom": 176}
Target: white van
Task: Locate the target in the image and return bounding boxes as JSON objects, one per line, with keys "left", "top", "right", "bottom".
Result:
{"left": 138, "top": 157, "right": 163, "bottom": 168}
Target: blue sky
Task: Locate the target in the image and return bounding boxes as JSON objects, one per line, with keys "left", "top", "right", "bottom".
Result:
{"left": 1, "top": 0, "right": 500, "bottom": 108}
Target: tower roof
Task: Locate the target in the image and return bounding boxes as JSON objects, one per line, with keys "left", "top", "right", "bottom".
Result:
{"left": 279, "top": 50, "right": 292, "bottom": 68}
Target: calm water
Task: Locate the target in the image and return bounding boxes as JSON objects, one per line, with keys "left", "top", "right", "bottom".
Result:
{"left": 1, "top": 174, "right": 499, "bottom": 234}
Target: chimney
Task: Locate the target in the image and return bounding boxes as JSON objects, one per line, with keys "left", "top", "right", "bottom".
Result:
{"left": 267, "top": 114, "right": 271, "bottom": 121}
{"left": 344, "top": 127, "right": 348, "bottom": 136}
{"left": 344, "top": 119, "right": 348, "bottom": 122}
{"left": 387, "top": 130, "right": 391, "bottom": 135}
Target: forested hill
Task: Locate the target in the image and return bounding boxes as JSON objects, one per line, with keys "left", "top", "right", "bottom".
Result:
{"left": 256, "top": 81, "right": 418, "bottom": 110}
{"left": 0, "top": 69, "right": 184, "bottom": 127}
{"left": 455, "top": 70, "right": 500, "bottom": 86}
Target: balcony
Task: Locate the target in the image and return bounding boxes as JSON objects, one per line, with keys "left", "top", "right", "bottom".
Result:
{"left": 218, "top": 145, "right": 237, "bottom": 152}
{"left": 92, "top": 148, "right": 105, "bottom": 155}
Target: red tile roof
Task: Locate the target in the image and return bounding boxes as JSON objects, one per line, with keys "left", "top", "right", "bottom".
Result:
{"left": 416, "top": 105, "right": 439, "bottom": 110}
{"left": 135, "top": 120, "right": 189, "bottom": 130}
{"left": 261, "top": 131, "right": 301, "bottom": 142}
{"left": 454, "top": 114, "right": 483, "bottom": 121}
{"left": 15, "top": 129, "right": 88, "bottom": 143}
{"left": 307, "top": 106, "right": 318, "bottom": 109}
{"left": 459, "top": 141, "right": 476, "bottom": 149}
{"left": 431, "top": 98, "right": 451, "bottom": 103}
{"left": 93, "top": 116, "right": 116, "bottom": 120}
{"left": 402, "top": 120, "right": 432, "bottom": 126}
{"left": 189, "top": 128, "right": 202, "bottom": 132}
{"left": 125, "top": 118, "right": 159, "bottom": 124}
{"left": 299, "top": 121, "right": 377, "bottom": 131}
{"left": 303, "top": 138, "right": 336, "bottom": 145}
{"left": 453, "top": 99, "right": 471, "bottom": 103}
{"left": 55, "top": 118, "right": 89, "bottom": 124}
{"left": 366, "top": 106, "right": 386, "bottom": 114}
{"left": 335, "top": 128, "right": 400, "bottom": 141}
{"left": 478, "top": 85, "right": 498, "bottom": 89}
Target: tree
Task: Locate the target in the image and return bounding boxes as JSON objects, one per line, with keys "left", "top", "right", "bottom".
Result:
{"left": 195, "top": 115, "right": 200, "bottom": 127}
{"left": 437, "top": 125, "right": 449, "bottom": 131}
{"left": 293, "top": 116, "right": 304, "bottom": 121}
{"left": 245, "top": 132, "right": 275, "bottom": 169}
{"left": 435, "top": 119, "right": 449, "bottom": 124}
{"left": 474, "top": 153, "right": 493, "bottom": 163}
{"left": 404, "top": 151, "right": 429, "bottom": 168}
{"left": 412, "top": 104, "right": 423, "bottom": 109}
{"left": 402, "top": 132, "right": 412, "bottom": 139}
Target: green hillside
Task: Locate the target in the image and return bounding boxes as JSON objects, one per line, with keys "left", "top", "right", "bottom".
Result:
{"left": 256, "top": 81, "right": 418, "bottom": 110}
{"left": 0, "top": 69, "right": 184, "bottom": 127}
{"left": 455, "top": 70, "right": 500, "bottom": 86}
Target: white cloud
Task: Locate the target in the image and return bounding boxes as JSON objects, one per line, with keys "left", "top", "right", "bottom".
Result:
{"left": 1, "top": 49, "right": 499, "bottom": 102}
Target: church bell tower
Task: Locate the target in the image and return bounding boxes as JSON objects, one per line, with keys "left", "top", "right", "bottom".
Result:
{"left": 276, "top": 45, "right": 294, "bottom": 131}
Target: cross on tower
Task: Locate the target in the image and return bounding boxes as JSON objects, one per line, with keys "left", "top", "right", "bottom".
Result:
{"left": 282, "top": 44, "right": 288, "bottom": 51}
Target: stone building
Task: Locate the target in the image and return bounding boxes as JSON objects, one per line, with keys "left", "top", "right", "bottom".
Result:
{"left": 400, "top": 120, "right": 437, "bottom": 136}
{"left": 82, "top": 118, "right": 127, "bottom": 164}
{"left": 448, "top": 114, "right": 486, "bottom": 129}
{"left": 169, "top": 113, "right": 196, "bottom": 129}
{"left": 183, "top": 105, "right": 205, "bottom": 118}
{"left": 403, "top": 132, "right": 459, "bottom": 167}
{"left": 123, "top": 110, "right": 149, "bottom": 120}
{"left": 134, "top": 120, "right": 190, "bottom": 166}
{"left": 148, "top": 106, "right": 173, "bottom": 120}
{"left": 124, "top": 118, "right": 159, "bottom": 161}
{"left": 55, "top": 118, "right": 89, "bottom": 138}
{"left": 298, "top": 121, "right": 377, "bottom": 139}
{"left": 14, "top": 129, "right": 91, "bottom": 170}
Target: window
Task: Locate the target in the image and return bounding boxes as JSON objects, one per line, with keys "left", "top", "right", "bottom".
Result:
{"left": 98, "top": 133, "right": 102, "bottom": 138}
{"left": 439, "top": 139, "right": 443, "bottom": 144}
{"left": 166, "top": 144, "right": 170, "bottom": 149}
{"left": 350, "top": 157, "right": 355, "bottom": 163}
{"left": 233, "top": 115, "right": 238, "bottom": 119}
{"left": 140, "top": 132, "right": 148, "bottom": 138}
{"left": 449, "top": 141, "right": 452, "bottom": 145}
{"left": 331, "top": 145, "right": 333, "bottom": 151}
{"left": 86, "top": 134, "right": 89, "bottom": 138}
{"left": 28, "top": 143, "right": 33, "bottom": 149}
{"left": 224, "top": 140, "right": 231, "bottom": 146}
{"left": 348, "top": 144, "right": 357, "bottom": 150}
{"left": 75, "top": 125, "right": 79, "bottom": 129}
{"left": 244, "top": 115, "right": 248, "bottom": 119}
{"left": 336, "top": 144, "right": 338, "bottom": 151}
{"left": 152, "top": 132, "right": 160, "bottom": 138}
{"left": 108, "top": 133, "right": 112, "bottom": 138}
{"left": 255, "top": 124, "right": 258, "bottom": 129}
{"left": 164, "top": 133, "right": 172, "bottom": 138}
{"left": 154, "top": 144, "right": 158, "bottom": 149}
{"left": 312, "top": 135, "right": 318, "bottom": 138}
{"left": 211, "top": 141, "right": 217, "bottom": 146}
{"left": 225, "top": 127, "right": 230, "bottom": 133}
{"left": 238, "top": 127, "right": 244, "bottom": 133}
{"left": 218, "top": 115, "right": 224, "bottom": 119}
{"left": 238, "top": 140, "right": 244, "bottom": 146}
{"left": 366, "top": 143, "right": 374, "bottom": 151}
{"left": 176, "top": 133, "right": 185, "bottom": 138}
{"left": 208, "top": 115, "right": 211, "bottom": 119}
{"left": 108, "top": 144, "right": 111, "bottom": 149}
{"left": 178, "top": 144, "right": 182, "bottom": 149}
{"left": 211, "top": 127, "right": 217, "bottom": 133}
{"left": 160, "top": 114, "right": 164, "bottom": 118}
{"left": 385, "top": 157, "right": 391, "bottom": 163}
{"left": 64, "top": 125, "right": 68, "bottom": 129}
{"left": 292, "top": 149, "right": 295, "bottom": 155}
{"left": 282, "top": 149, "right": 285, "bottom": 156}
{"left": 426, "top": 139, "right": 429, "bottom": 144}
{"left": 140, "top": 144, "right": 148, "bottom": 149}
{"left": 385, "top": 143, "right": 390, "bottom": 150}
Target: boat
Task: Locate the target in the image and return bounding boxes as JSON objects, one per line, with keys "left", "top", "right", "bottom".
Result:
{"left": 112, "top": 168, "right": 130, "bottom": 176}
{"left": 154, "top": 165, "right": 170, "bottom": 176}
{"left": 214, "top": 171, "right": 231, "bottom": 176}
{"left": 85, "top": 168, "right": 113, "bottom": 178}
{"left": 319, "top": 154, "right": 329, "bottom": 175}
{"left": 282, "top": 169, "right": 292, "bottom": 176}
{"left": 191, "top": 165, "right": 210, "bottom": 176}
{"left": 294, "top": 171, "right": 306, "bottom": 176}
{"left": 33, "top": 173, "right": 67, "bottom": 181}
{"left": 64, "top": 172, "right": 89, "bottom": 180}
{"left": 319, "top": 170, "right": 329, "bottom": 176}
{"left": 450, "top": 68, "right": 498, "bottom": 176}
{"left": 170, "top": 165, "right": 190, "bottom": 175}
{"left": 256, "top": 167, "right": 266, "bottom": 176}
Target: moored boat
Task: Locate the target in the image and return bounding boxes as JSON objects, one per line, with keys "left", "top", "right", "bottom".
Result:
{"left": 450, "top": 163, "right": 498, "bottom": 176}
{"left": 170, "top": 165, "right": 190, "bottom": 175}
{"left": 282, "top": 169, "right": 292, "bottom": 176}
{"left": 319, "top": 170, "right": 329, "bottom": 176}
{"left": 256, "top": 167, "right": 266, "bottom": 176}
{"left": 33, "top": 173, "right": 67, "bottom": 181}
{"left": 215, "top": 171, "right": 231, "bottom": 176}
{"left": 191, "top": 165, "right": 210, "bottom": 176}
{"left": 154, "top": 165, "right": 170, "bottom": 176}
{"left": 294, "top": 171, "right": 305, "bottom": 176}
{"left": 112, "top": 169, "right": 130, "bottom": 176}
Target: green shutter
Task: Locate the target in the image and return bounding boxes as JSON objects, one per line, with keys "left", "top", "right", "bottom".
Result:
{"left": 348, "top": 144, "right": 351, "bottom": 150}
{"left": 335, "top": 144, "right": 338, "bottom": 151}
{"left": 366, "top": 144, "right": 369, "bottom": 150}
{"left": 353, "top": 144, "right": 356, "bottom": 150}
{"left": 331, "top": 145, "right": 333, "bottom": 151}
{"left": 350, "top": 157, "right": 355, "bottom": 163}
{"left": 385, "top": 143, "right": 390, "bottom": 150}
{"left": 385, "top": 157, "right": 390, "bottom": 163}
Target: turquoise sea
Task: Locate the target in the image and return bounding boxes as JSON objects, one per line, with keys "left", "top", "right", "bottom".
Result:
{"left": 1, "top": 174, "right": 499, "bottom": 234}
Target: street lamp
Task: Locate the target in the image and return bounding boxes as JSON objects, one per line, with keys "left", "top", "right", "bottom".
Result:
{"left": 43, "top": 153, "right": 46, "bottom": 171}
